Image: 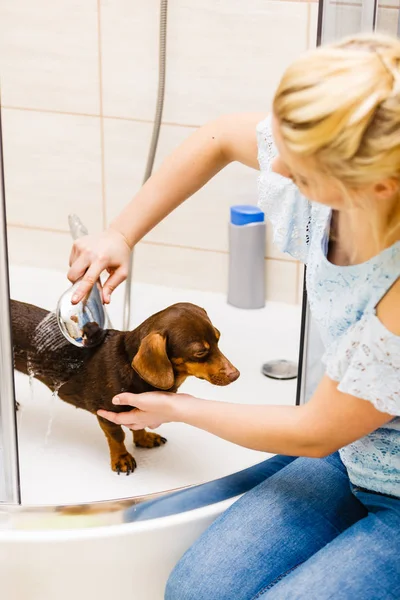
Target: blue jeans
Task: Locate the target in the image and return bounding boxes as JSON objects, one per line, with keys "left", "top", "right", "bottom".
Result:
{"left": 165, "top": 453, "right": 400, "bottom": 599}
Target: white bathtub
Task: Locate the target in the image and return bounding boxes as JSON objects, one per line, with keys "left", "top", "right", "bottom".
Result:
{"left": 0, "top": 264, "right": 301, "bottom": 599}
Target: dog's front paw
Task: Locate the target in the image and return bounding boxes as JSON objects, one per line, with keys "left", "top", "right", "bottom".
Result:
{"left": 134, "top": 430, "right": 167, "bottom": 449}
{"left": 112, "top": 452, "right": 137, "bottom": 476}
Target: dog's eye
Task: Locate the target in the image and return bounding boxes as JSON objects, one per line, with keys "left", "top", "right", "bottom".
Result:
{"left": 194, "top": 350, "right": 209, "bottom": 359}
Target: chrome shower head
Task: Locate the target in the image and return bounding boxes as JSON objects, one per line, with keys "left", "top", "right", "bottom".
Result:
{"left": 56, "top": 279, "right": 106, "bottom": 348}
{"left": 55, "top": 214, "right": 109, "bottom": 348}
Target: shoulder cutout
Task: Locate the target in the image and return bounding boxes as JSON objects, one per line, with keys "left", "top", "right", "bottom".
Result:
{"left": 376, "top": 277, "right": 400, "bottom": 336}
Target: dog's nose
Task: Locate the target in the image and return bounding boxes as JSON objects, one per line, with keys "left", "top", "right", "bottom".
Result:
{"left": 225, "top": 367, "right": 240, "bottom": 382}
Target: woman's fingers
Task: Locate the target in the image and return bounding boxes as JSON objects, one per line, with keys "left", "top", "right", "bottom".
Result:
{"left": 102, "top": 266, "right": 129, "bottom": 304}
{"left": 67, "top": 253, "right": 90, "bottom": 283}
{"left": 97, "top": 408, "right": 140, "bottom": 426}
{"left": 68, "top": 230, "right": 132, "bottom": 302}
{"left": 97, "top": 392, "right": 178, "bottom": 429}
{"left": 112, "top": 393, "right": 138, "bottom": 407}
{"left": 70, "top": 261, "right": 106, "bottom": 304}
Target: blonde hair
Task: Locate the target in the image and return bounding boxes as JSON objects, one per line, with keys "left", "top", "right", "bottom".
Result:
{"left": 272, "top": 33, "right": 400, "bottom": 188}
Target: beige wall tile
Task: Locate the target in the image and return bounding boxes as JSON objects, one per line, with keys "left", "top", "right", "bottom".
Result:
{"left": 134, "top": 242, "right": 298, "bottom": 304}
{"left": 7, "top": 226, "right": 71, "bottom": 272}
{"left": 100, "top": 0, "right": 160, "bottom": 120}
{"left": 133, "top": 242, "right": 228, "bottom": 293}
{"left": 265, "top": 259, "right": 298, "bottom": 304}
{"left": 101, "top": 0, "right": 310, "bottom": 123}
{"left": 2, "top": 108, "right": 103, "bottom": 233}
{"left": 0, "top": 0, "right": 100, "bottom": 114}
{"left": 163, "top": 0, "right": 310, "bottom": 125}
{"left": 103, "top": 117, "right": 153, "bottom": 225}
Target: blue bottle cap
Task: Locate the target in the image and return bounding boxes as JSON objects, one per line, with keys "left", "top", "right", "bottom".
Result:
{"left": 230, "top": 205, "right": 265, "bottom": 226}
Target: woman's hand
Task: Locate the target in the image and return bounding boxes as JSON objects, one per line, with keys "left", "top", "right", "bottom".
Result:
{"left": 67, "top": 229, "right": 131, "bottom": 304}
{"left": 99, "top": 377, "right": 394, "bottom": 458}
{"left": 97, "top": 391, "right": 190, "bottom": 430}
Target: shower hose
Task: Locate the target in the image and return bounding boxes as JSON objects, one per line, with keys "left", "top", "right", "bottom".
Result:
{"left": 123, "top": 0, "right": 168, "bottom": 330}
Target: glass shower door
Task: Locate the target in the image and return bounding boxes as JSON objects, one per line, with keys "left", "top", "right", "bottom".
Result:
{"left": 0, "top": 102, "right": 20, "bottom": 504}
{"left": 298, "top": 0, "right": 400, "bottom": 405}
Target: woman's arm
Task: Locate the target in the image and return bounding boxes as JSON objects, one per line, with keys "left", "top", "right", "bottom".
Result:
{"left": 97, "top": 284, "right": 399, "bottom": 457}
{"left": 68, "top": 112, "right": 266, "bottom": 303}
{"left": 97, "top": 376, "right": 393, "bottom": 458}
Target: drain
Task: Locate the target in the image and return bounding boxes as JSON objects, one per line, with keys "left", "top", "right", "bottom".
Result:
{"left": 262, "top": 359, "right": 298, "bottom": 380}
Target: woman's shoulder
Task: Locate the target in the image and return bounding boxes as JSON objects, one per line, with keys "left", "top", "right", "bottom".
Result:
{"left": 256, "top": 113, "right": 327, "bottom": 263}
{"left": 256, "top": 114, "right": 274, "bottom": 172}
{"left": 376, "top": 274, "right": 400, "bottom": 337}
{"left": 323, "top": 302, "right": 400, "bottom": 416}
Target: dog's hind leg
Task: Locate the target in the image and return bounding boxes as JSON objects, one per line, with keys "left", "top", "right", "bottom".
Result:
{"left": 97, "top": 416, "right": 137, "bottom": 475}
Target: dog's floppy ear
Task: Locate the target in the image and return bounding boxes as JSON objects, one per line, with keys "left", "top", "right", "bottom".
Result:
{"left": 131, "top": 332, "right": 174, "bottom": 390}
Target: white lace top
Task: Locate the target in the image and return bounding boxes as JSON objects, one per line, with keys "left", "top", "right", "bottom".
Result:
{"left": 257, "top": 115, "right": 400, "bottom": 498}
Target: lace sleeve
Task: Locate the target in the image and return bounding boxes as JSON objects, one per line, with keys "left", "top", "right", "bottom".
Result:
{"left": 323, "top": 312, "right": 400, "bottom": 416}
{"left": 256, "top": 116, "right": 313, "bottom": 263}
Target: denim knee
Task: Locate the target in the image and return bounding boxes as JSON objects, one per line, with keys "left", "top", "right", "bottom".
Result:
{"left": 165, "top": 559, "right": 198, "bottom": 600}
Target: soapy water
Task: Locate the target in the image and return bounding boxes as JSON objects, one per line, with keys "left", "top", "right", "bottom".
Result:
{"left": 30, "top": 311, "right": 84, "bottom": 385}
{"left": 20, "top": 313, "right": 85, "bottom": 446}
{"left": 33, "top": 312, "right": 69, "bottom": 353}
{"left": 27, "top": 354, "right": 35, "bottom": 401}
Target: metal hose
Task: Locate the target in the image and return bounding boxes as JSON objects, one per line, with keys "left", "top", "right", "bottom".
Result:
{"left": 123, "top": 0, "right": 168, "bottom": 330}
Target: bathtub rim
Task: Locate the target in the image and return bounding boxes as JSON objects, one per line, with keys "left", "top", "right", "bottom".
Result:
{"left": 0, "top": 454, "right": 293, "bottom": 536}
{"left": 0, "top": 495, "right": 240, "bottom": 542}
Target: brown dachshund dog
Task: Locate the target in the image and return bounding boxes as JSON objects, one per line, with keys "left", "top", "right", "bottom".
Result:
{"left": 11, "top": 299, "right": 239, "bottom": 475}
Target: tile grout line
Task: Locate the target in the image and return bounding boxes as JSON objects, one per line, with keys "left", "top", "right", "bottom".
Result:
{"left": 7, "top": 223, "right": 297, "bottom": 264}
{"left": 97, "top": 0, "right": 107, "bottom": 230}
{"left": 1, "top": 105, "right": 200, "bottom": 130}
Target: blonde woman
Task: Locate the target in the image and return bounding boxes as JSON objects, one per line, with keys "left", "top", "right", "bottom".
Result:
{"left": 69, "top": 33, "right": 400, "bottom": 598}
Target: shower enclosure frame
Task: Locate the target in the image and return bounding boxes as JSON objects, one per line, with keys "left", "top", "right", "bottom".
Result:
{"left": 0, "top": 0, "right": 394, "bottom": 518}
{"left": 295, "top": 0, "right": 392, "bottom": 406}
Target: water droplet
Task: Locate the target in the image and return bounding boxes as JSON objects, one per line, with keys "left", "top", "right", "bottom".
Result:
{"left": 27, "top": 354, "right": 36, "bottom": 402}
{"left": 43, "top": 389, "right": 58, "bottom": 447}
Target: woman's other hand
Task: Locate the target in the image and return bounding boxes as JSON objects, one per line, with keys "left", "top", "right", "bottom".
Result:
{"left": 97, "top": 391, "right": 189, "bottom": 430}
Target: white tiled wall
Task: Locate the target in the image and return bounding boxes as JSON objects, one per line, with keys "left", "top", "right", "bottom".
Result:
{"left": 6, "top": 1, "right": 398, "bottom": 304}
{"left": 0, "top": 1, "right": 100, "bottom": 114}
{"left": 2, "top": 108, "right": 103, "bottom": 231}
